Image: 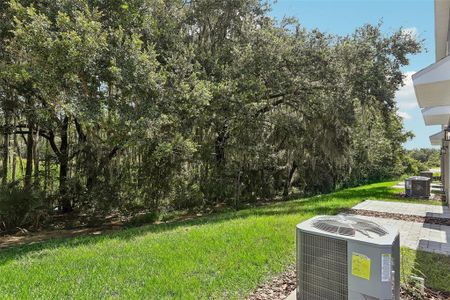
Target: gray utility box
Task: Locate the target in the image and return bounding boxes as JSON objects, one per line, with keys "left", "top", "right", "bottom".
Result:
{"left": 419, "top": 171, "right": 433, "bottom": 181}
{"left": 405, "top": 176, "right": 431, "bottom": 198}
{"left": 296, "top": 215, "right": 400, "bottom": 300}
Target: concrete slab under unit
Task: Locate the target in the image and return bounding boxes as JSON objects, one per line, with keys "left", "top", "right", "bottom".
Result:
{"left": 285, "top": 290, "right": 296, "bottom": 300}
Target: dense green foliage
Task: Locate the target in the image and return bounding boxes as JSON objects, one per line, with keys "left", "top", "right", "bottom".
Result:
{"left": 399, "top": 148, "right": 440, "bottom": 176}
{"left": 404, "top": 148, "right": 440, "bottom": 173}
{"left": 0, "top": 182, "right": 448, "bottom": 298}
{"left": 0, "top": 0, "right": 421, "bottom": 225}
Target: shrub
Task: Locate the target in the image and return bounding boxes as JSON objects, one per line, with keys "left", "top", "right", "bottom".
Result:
{"left": 126, "top": 211, "right": 159, "bottom": 227}
{"left": 173, "top": 181, "right": 204, "bottom": 210}
{"left": 0, "top": 187, "right": 43, "bottom": 231}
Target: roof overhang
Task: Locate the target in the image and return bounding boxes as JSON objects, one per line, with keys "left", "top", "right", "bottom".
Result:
{"left": 435, "top": 0, "right": 450, "bottom": 61}
{"left": 422, "top": 106, "right": 450, "bottom": 125}
{"left": 430, "top": 130, "right": 444, "bottom": 146}
{"left": 412, "top": 54, "right": 450, "bottom": 107}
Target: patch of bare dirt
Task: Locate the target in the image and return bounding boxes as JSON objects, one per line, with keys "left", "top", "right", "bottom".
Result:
{"left": 0, "top": 225, "right": 123, "bottom": 249}
{"left": 0, "top": 208, "right": 218, "bottom": 249}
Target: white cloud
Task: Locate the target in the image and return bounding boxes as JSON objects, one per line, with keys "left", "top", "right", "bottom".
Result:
{"left": 397, "top": 111, "right": 412, "bottom": 120}
{"left": 395, "top": 71, "right": 418, "bottom": 110}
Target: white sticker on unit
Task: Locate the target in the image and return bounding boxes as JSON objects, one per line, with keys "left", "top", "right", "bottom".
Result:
{"left": 381, "top": 254, "right": 391, "bottom": 282}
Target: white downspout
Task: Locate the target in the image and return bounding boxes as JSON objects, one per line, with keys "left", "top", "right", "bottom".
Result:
{"left": 445, "top": 140, "right": 450, "bottom": 207}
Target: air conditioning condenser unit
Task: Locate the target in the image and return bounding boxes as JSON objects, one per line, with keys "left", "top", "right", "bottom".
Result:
{"left": 405, "top": 176, "right": 431, "bottom": 198}
{"left": 296, "top": 215, "right": 400, "bottom": 300}
{"left": 419, "top": 171, "right": 433, "bottom": 181}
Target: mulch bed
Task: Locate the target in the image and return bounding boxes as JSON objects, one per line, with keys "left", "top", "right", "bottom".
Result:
{"left": 346, "top": 209, "right": 450, "bottom": 226}
{"left": 247, "top": 266, "right": 296, "bottom": 300}
{"left": 401, "top": 287, "right": 450, "bottom": 300}
{"left": 247, "top": 264, "right": 450, "bottom": 300}
{"left": 430, "top": 193, "right": 446, "bottom": 202}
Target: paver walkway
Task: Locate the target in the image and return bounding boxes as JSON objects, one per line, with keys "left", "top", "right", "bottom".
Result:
{"left": 353, "top": 200, "right": 450, "bottom": 219}
{"left": 351, "top": 215, "right": 450, "bottom": 255}
{"left": 351, "top": 200, "right": 450, "bottom": 255}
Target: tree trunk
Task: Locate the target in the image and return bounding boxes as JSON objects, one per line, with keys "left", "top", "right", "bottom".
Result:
{"left": 86, "top": 171, "right": 95, "bottom": 191}
{"left": 234, "top": 167, "right": 242, "bottom": 208}
{"left": 11, "top": 147, "right": 16, "bottom": 183}
{"left": 59, "top": 116, "right": 71, "bottom": 213}
{"left": 24, "top": 123, "right": 33, "bottom": 190}
{"left": 214, "top": 124, "right": 228, "bottom": 166}
{"left": 11, "top": 120, "right": 17, "bottom": 183}
{"left": 74, "top": 119, "right": 96, "bottom": 192}
{"left": 283, "top": 160, "right": 298, "bottom": 197}
{"left": 14, "top": 131, "right": 24, "bottom": 178}
{"left": 44, "top": 140, "right": 50, "bottom": 196}
{"left": 33, "top": 127, "right": 40, "bottom": 185}
{"left": 2, "top": 108, "right": 9, "bottom": 186}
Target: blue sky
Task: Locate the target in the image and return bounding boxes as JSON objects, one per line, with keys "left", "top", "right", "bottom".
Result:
{"left": 270, "top": 0, "right": 440, "bottom": 149}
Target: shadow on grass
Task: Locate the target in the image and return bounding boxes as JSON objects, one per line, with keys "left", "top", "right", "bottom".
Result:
{"left": 414, "top": 220, "right": 450, "bottom": 293}
{"left": 0, "top": 184, "right": 402, "bottom": 266}
{"left": 412, "top": 250, "right": 450, "bottom": 293}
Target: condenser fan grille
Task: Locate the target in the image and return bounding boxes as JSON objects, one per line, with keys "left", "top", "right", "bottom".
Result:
{"left": 312, "top": 215, "right": 388, "bottom": 238}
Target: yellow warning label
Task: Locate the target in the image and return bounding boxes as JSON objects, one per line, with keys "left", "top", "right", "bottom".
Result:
{"left": 352, "top": 252, "right": 371, "bottom": 280}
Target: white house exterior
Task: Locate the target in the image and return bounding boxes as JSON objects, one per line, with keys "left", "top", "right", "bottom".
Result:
{"left": 412, "top": 0, "right": 450, "bottom": 206}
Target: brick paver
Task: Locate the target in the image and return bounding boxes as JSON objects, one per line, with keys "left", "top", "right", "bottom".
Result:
{"left": 349, "top": 215, "right": 450, "bottom": 256}
{"left": 353, "top": 200, "right": 450, "bottom": 219}
{"left": 350, "top": 200, "right": 450, "bottom": 256}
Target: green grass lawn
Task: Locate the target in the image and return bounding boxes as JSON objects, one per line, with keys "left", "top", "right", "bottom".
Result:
{"left": 401, "top": 248, "right": 450, "bottom": 293}
{"left": 0, "top": 181, "right": 448, "bottom": 299}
